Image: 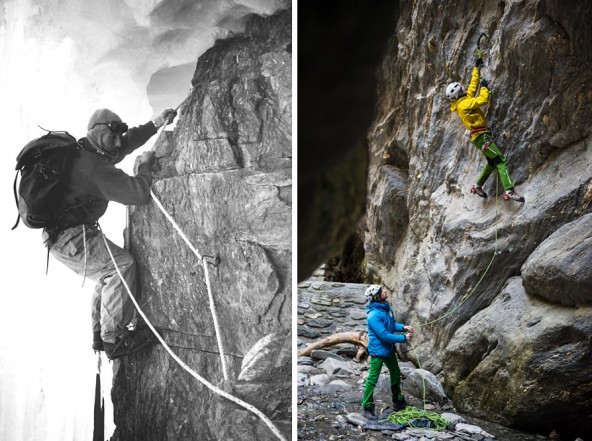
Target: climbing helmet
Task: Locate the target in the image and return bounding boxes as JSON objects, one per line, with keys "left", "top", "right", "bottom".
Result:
{"left": 446, "top": 82, "right": 463, "bottom": 101}
{"left": 365, "top": 285, "right": 383, "bottom": 302}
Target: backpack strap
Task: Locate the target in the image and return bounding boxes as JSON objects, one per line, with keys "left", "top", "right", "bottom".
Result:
{"left": 11, "top": 170, "right": 20, "bottom": 230}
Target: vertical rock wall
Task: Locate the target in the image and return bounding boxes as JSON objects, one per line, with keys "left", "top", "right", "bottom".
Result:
{"left": 364, "top": 0, "right": 592, "bottom": 436}
{"left": 110, "top": 9, "right": 291, "bottom": 441}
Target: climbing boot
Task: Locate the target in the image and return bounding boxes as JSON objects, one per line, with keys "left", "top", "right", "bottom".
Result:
{"left": 391, "top": 383, "right": 408, "bottom": 411}
{"left": 362, "top": 405, "right": 377, "bottom": 420}
{"left": 503, "top": 189, "right": 525, "bottom": 203}
{"left": 103, "top": 328, "right": 156, "bottom": 360}
{"left": 471, "top": 185, "right": 487, "bottom": 198}
{"left": 92, "top": 331, "right": 104, "bottom": 352}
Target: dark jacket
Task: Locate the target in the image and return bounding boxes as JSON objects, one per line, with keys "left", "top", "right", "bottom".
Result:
{"left": 366, "top": 301, "right": 406, "bottom": 358}
{"left": 57, "top": 121, "right": 157, "bottom": 226}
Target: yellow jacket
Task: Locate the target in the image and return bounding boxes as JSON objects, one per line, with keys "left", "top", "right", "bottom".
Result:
{"left": 450, "top": 67, "right": 490, "bottom": 140}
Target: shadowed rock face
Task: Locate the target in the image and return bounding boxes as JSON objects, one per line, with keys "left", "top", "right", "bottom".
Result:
{"left": 111, "top": 9, "right": 291, "bottom": 441}
{"left": 297, "top": 2, "right": 399, "bottom": 281}
{"left": 362, "top": 0, "right": 592, "bottom": 437}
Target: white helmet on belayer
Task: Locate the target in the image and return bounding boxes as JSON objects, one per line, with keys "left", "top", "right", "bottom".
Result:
{"left": 365, "top": 284, "right": 383, "bottom": 302}
{"left": 446, "top": 82, "right": 463, "bottom": 101}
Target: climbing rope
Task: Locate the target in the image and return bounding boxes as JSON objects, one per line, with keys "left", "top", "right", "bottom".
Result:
{"left": 99, "top": 227, "right": 287, "bottom": 441}
{"left": 387, "top": 176, "right": 501, "bottom": 430}
{"left": 420, "top": 173, "right": 500, "bottom": 328}
{"left": 384, "top": 405, "right": 450, "bottom": 431}
{"left": 150, "top": 188, "right": 229, "bottom": 381}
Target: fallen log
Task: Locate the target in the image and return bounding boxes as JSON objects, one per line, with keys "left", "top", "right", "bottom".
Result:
{"left": 298, "top": 331, "right": 368, "bottom": 362}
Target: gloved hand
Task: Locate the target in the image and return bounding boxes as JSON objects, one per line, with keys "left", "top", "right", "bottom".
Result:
{"left": 139, "top": 150, "right": 156, "bottom": 167}
{"left": 480, "top": 79, "right": 490, "bottom": 89}
{"left": 152, "top": 108, "right": 177, "bottom": 128}
{"left": 475, "top": 56, "right": 484, "bottom": 68}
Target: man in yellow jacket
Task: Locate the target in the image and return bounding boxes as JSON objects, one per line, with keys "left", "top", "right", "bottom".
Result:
{"left": 446, "top": 58, "right": 524, "bottom": 202}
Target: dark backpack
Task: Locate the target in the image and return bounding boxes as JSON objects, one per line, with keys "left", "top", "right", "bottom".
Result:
{"left": 12, "top": 131, "right": 80, "bottom": 230}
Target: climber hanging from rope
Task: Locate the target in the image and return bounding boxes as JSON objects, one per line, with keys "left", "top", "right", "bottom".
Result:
{"left": 446, "top": 33, "right": 525, "bottom": 203}
{"left": 40, "top": 107, "right": 177, "bottom": 360}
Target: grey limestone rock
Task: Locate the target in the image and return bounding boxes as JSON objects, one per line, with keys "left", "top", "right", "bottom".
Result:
{"left": 522, "top": 213, "right": 592, "bottom": 306}
{"left": 112, "top": 9, "right": 291, "bottom": 441}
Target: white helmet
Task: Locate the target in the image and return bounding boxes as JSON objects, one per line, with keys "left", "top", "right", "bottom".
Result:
{"left": 365, "top": 285, "right": 382, "bottom": 302}
{"left": 446, "top": 82, "right": 463, "bottom": 101}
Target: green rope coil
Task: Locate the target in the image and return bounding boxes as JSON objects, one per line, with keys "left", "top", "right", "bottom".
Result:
{"left": 383, "top": 406, "right": 450, "bottom": 431}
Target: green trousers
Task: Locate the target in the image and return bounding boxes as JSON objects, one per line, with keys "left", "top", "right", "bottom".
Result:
{"left": 362, "top": 353, "right": 402, "bottom": 409}
{"left": 472, "top": 132, "right": 514, "bottom": 191}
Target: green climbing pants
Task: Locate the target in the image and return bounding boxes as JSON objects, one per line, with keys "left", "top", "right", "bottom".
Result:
{"left": 362, "top": 353, "right": 402, "bottom": 409}
{"left": 473, "top": 132, "right": 514, "bottom": 191}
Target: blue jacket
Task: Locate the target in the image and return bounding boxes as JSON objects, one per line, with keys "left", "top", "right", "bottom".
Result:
{"left": 366, "top": 301, "right": 406, "bottom": 357}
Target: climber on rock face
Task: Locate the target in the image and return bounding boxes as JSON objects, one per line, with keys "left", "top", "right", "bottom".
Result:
{"left": 361, "top": 285, "right": 414, "bottom": 420}
{"left": 446, "top": 55, "right": 525, "bottom": 203}
{"left": 42, "top": 107, "right": 177, "bottom": 360}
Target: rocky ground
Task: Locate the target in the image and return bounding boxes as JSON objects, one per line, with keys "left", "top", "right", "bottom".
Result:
{"left": 297, "top": 346, "right": 584, "bottom": 441}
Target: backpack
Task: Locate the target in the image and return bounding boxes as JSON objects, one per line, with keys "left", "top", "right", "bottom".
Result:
{"left": 12, "top": 131, "right": 80, "bottom": 230}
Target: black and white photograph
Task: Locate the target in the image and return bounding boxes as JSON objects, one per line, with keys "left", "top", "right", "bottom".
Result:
{"left": 1, "top": 1, "right": 291, "bottom": 440}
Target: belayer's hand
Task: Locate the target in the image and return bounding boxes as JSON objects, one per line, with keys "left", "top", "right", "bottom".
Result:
{"left": 153, "top": 108, "right": 178, "bottom": 128}
{"left": 480, "top": 79, "right": 490, "bottom": 89}
{"left": 405, "top": 332, "right": 414, "bottom": 342}
{"left": 475, "top": 57, "right": 484, "bottom": 68}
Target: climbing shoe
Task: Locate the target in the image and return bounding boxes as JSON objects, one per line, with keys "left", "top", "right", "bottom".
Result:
{"left": 92, "top": 331, "right": 104, "bottom": 352}
{"left": 470, "top": 185, "right": 487, "bottom": 198}
{"left": 392, "top": 397, "right": 408, "bottom": 411}
{"left": 362, "top": 406, "right": 377, "bottom": 420}
{"left": 503, "top": 189, "right": 525, "bottom": 202}
{"left": 103, "top": 328, "right": 156, "bottom": 360}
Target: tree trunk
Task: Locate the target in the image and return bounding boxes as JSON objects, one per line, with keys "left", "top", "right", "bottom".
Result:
{"left": 298, "top": 331, "right": 368, "bottom": 361}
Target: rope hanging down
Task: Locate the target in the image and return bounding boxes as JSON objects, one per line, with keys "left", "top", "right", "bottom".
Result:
{"left": 388, "top": 177, "right": 502, "bottom": 429}
{"left": 150, "top": 189, "right": 229, "bottom": 381}
{"left": 420, "top": 173, "right": 500, "bottom": 328}
{"left": 99, "top": 227, "right": 287, "bottom": 441}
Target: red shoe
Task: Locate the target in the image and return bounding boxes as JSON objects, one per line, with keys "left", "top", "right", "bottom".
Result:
{"left": 471, "top": 185, "right": 487, "bottom": 198}
{"left": 503, "top": 189, "right": 525, "bottom": 202}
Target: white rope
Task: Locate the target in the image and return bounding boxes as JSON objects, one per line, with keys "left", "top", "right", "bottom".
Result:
{"left": 99, "top": 228, "right": 286, "bottom": 441}
{"left": 150, "top": 189, "right": 229, "bottom": 381}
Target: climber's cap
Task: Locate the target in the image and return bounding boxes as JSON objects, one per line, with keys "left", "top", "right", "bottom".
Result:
{"left": 365, "top": 285, "right": 383, "bottom": 302}
{"left": 87, "top": 108, "right": 127, "bottom": 155}
{"left": 446, "top": 82, "right": 464, "bottom": 101}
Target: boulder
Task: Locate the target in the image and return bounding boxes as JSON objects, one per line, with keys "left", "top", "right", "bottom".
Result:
{"left": 320, "top": 358, "right": 356, "bottom": 377}
{"left": 522, "top": 213, "right": 592, "bottom": 306}
{"left": 404, "top": 368, "right": 448, "bottom": 403}
{"left": 443, "top": 277, "right": 592, "bottom": 431}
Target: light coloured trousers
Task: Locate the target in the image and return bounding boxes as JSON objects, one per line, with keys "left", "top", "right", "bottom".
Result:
{"left": 44, "top": 224, "right": 136, "bottom": 344}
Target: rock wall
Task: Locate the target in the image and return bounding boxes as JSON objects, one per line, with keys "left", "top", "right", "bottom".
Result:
{"left": 362, "top": 0, "right": 592, "bottom": 437}
{"left": 297, "top": 282, "right": 368, "bottom": 342}
{"left": 111, "top": 9, "right": 291, "bottom": 441}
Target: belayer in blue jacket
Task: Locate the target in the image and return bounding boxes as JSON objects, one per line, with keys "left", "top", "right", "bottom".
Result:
{"left": 362, "top": 285, "right": 414, "bottom": 419}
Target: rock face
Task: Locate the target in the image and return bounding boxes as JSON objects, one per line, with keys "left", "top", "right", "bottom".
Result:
{"left": 111, "top": 10, "right": 291, "bottom": 441}
{"left": 360, "top": 0, "right": 592, "bottom": 437}
{"left": 297, "top": 3, "right": 399, "bottom": 280}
